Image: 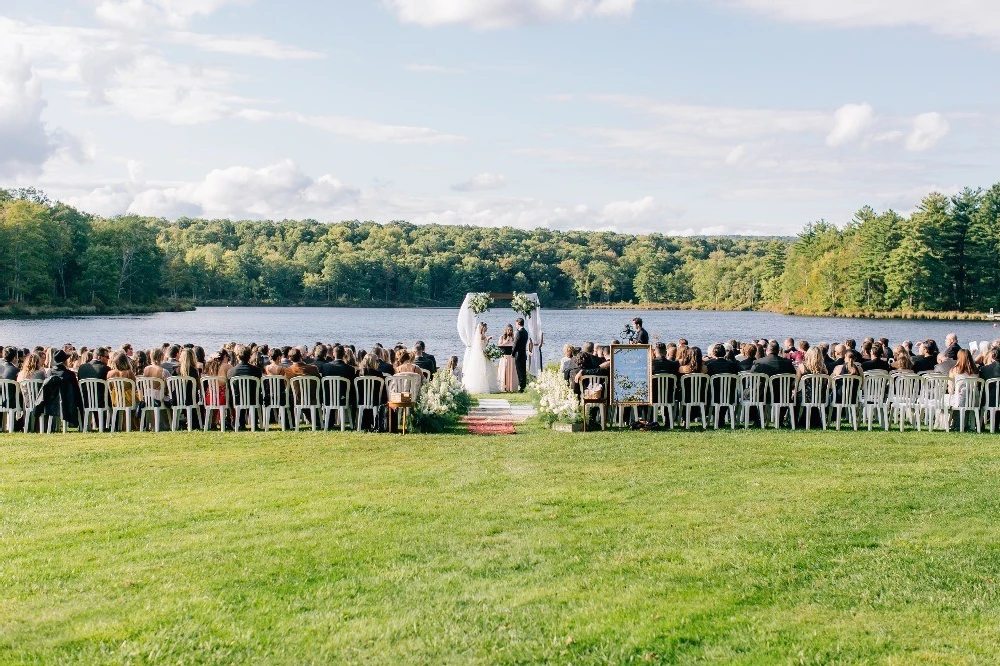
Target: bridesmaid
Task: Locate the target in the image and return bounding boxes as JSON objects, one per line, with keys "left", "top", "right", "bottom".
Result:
{"left": 497, "top": 324, "right": 518, "bottom": 393}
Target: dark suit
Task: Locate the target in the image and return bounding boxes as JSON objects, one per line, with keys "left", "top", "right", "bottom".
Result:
{"left": 635, "top": 328, "right": 649, "bottom": 345}
{"left": 706, "top": 358, "right": 741, "bottom": 376}
{"left": 738, "top": 358, "right": 756, "bottom": 373}
{"left": 414, "top": 353, "right": 437, "bottom": 376}
{"left": 376, "top": 360, "right": 395, "bottom": 377}
{"left": 78, "top": 361, "right": 110, "bottom": 381}
{"left": 1, "top": 364, "right": 19, "bottom": 381}
{"left": 751, "top": 354, "right": 795, "bottom": 377}
{"left": 913, "top": 355, "right": 936, "bottom": 373}
{"left": 513, "top": 327, "right": 529, "bottom": 391}
{"left": 980, "top": 361, "right": 1000, "bottom": 382}
{"left": 861, "top": 359, "right": 892, "bottom": 373}
{"left": 945, "top": 343, "right": 961, "bottom": 360}
{"left": 228, "top": 363, "right": 263, "bottom": 379}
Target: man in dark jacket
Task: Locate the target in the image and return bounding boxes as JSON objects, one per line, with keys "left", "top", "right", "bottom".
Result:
{"left": 36, "top": 350, "right": 82, "bottom": 430}
{"left": 78, "top": 347, "right": 111, "bottom": 381}
{"left": 705, "top": 343, "right": 741, "bottom": 376}
{"left": 413, "top": 341, "right": 437, "bottom": 376}
{"left": 751, "top": 342, "right": 795, "bottom": 376}
{"left": 1, "top": 347, "right": 19, "bottom": 381}
{"left": 861, "top": 343, "right": 892, "bottom": 373}
{"left": 913, "top": 339, "right": 938, "bottom": 373}
{"left": 228, "top": 345, "right": 263, "bottom": 380}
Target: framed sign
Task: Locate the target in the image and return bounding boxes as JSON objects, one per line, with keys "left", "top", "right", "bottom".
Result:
{"left": 610, "top": 344, "right": 652, "bottom": 405}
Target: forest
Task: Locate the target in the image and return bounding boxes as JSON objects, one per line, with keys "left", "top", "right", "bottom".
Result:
{"left": 1, "top": 185, "right": 999, "bottom": 315}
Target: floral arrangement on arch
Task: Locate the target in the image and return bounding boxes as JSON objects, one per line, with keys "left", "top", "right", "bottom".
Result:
{"left": 484, "top": 342, "right": 504, "bottom": 362}
{"left": 468, "top": 292, "right": 494, "bottom": 315}
{"left": 510, "top": 292, "right": 537, "bottom": 318}
{"left": 412, "top": 371, "right": 472, "bottom": 433}
{"left": 528, "top": 368, "right": 581, "bottom": 426}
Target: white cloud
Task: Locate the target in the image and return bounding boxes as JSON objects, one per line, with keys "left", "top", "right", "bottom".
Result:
{"left": 826, "top": 103, "right": 874, "bottom": 147}
{"left": 94, "top": 0, "right": 251, "bottom": 29}
{"left": 293, "top": 113, "right": 465, "bottom": 144}
{"left": 0, "top": 46, "right": 78, "bottom": 179}
{"left": 452, "top": 172, "right": 506, "bottom": 191}
{"left": 386, "top": 0, "right": 635, "bottom": 29}
{"left": 165, "top": 32, "right": 325, "bottom": 59}
{"left": 725, "top": 144, "right": 747, "bottom": 165}
{"left": 905, "top": 112, "right": 950, "bottom": 151}
{"left": 123, "top": 160, "right": 361, "bottom": 219}
{"left": 405, "top": 63, "right": 467, "bottom": 74}
{"left": 717, "top": 0, "right": 1000, "bottom": 44}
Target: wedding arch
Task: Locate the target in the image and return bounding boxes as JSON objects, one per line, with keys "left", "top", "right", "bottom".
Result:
{"left": 457, "top": 292, "right": 543, "bottom": 376}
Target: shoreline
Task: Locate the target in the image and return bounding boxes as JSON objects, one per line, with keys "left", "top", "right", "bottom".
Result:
{"left": 1, "top": 300, "right": 994, "bottom": 322}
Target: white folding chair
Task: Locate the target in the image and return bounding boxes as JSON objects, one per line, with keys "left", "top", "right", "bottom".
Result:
{"left": 829, "top": 374, "right": 861, "bottom": 431}
{"left": 861, "top": 372, "right": 890, "bottom": 431}
{"left": 797, "top": 374, "right": 829, "bottom": 430}
{"left": 167, "top": 375, "right": 201, "bottom": 431}
{"left": 953, "top": 377, "right": 984, "bottom": 433}
{"left": 0, "top": 379, "right": 24, "bottom": 433}
{"left": 107, "top": 377, "right": 137, "bottom": 433}
{"left": 19, "top": 379, "right": 44, "bottom": 433}
{"left": 580, "top": 376, "right": 607, "bottom": 430}
{"left": 650, "top": 374, "right": 676, "bottom": 429}
{"left": 984, "top": 378, "right": 1000, "bottom": 434}
{"left": 136, "top": 377, "right": 168, "bottom": 432}
{"left": 919, "top": 374, "right": 952, "bottom": 432}
{"left": 738, "top": 373, "right": 768, "bottom": 429}
{"left": 290, "top": 375, "right": 321, "bottom": 431}
{"left": 769, "top": 374, "right": 797, "bottom": 429}
{"left": 890, "top": 374, "right": 921, "bottom": 432}
{"left": 355, "top": 376, "right": 386, "bottom": 432}
{"left": 709, "top": 374, "right": 738, "bottom": 430}
{"left": 321, "top": 376, "right": 354, "bottom": 431}
{"left": 261, "top": 375, "right": 290, "bottom": 431}
{"left": 78, "top": 378, "right": 110, "bottom": 433}
{"left": 230, "top": 376, "right": 262, "bottom": 431}
{"left": 679, "top": 373, "right": 709, "bottom": 429}
{"left": 201, "top": 376, "right": 228, "bottom": 432}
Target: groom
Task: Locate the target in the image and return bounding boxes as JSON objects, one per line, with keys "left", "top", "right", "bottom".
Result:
{"left": 513, "top": 317, "right": 529, "bottom": 392}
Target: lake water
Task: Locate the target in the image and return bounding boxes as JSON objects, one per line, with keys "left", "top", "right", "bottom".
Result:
{"left": 1, "top": 307, "right": 997, "bottom": 363}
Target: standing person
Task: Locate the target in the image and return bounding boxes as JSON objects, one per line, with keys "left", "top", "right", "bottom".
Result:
{"left": 513, "top": 317, "right": 529, "bottom": 392}
{"left": 497, "top": 324, "right": 517, "bottom": 392}
{"left": 633, "top": 317, "right": 650, "bottom": 345}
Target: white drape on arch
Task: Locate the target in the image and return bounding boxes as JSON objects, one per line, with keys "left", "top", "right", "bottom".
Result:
{"left": 457, "top": 293, "right": 478, "bottom": 373}
{"left": 523, "top": 293, "right": 543, "bottom": 376}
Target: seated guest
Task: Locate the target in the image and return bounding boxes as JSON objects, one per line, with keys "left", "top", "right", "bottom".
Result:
{"left": 161, "top": 345, "right": 181, "bottom": 375}
{"left": 107, "top": 352, "right": 138, "bottom": 420}
{"left": 228, "top": 345, "right": 263, "bottom": 380}
{"left": 35, "top": 350, "right": 82, "bottom": 430}
{"left": 861, "top": 342, "right": 892, "bottom": 372}
{"left": 860, "top": 338, "right": 874, "bottom": 360}
{"left": 913, "top": 339, "right": 938, "bottom": 373}
{"left": 264, "top": 348, "right": 286, "bottom": 376}
{"left": 395, "top": 350, "right": 422, "bottom": 376}
{"left": 705, "top": 344, "right": 740, "bottom": 376}
{"left": 446, "top": 356, "right": 461, "bottom": 381}
{"left": 832, "top": 349, "right": 863, "bottom": 379}
{"left": 652, "top": 342, "right": 680, "bottom": 377}
{"left": 358, "top": 354, "right": 389, "bottom": 430}
{"left": 796, "top": 347, "right": 829, "bottom": 427}
{"left": 981, "top": 347, "right": 1000, "bottom": 381}
{"left": 18, "top": 353, "right": 44, "bottom": 382}
{"left": 413, "top": 341, "right": 437, "bottom": 376}
{"left": 934, "top": 352, "right": 956, "bottom": 375}
{"left": 678, "top": 346, "right": 705, "bottom": 374}
{"left": 375, "top": 348, "right": 396, "bottom": 377}
{"left": 949, "top": 350, "right": 980, "bottom": 419}
{"left": 751, "top": 341, "right": 795, "bottom": 376}
{"left": 560, "top": 345, "right": 578, "bottom": 383}
{"left": 796, "top": 346, "right": 828, "bottom": 380}
{"left": 880, "top": 338, "right": 893, "bottom": 361}
{"left": 891, "top": 346, "right": 916, "bottom": 373}
{"left": 323, "top": 345, "right": 357, "bottom": 382}
{"left": 141, "top": 347, "right": 170, "bottom": 405}
{"left": 944, "top": 333, "right": 961, "bottom": 361}
{"left": 285, "top": 348, "right": 320, "bottom": 380}
{"left": 1, "top": 347, "right": 20, "bottom": 381}
{"left": 738, "top": 343, "right": 758, "bottom": 372}
{"left": 78, "top": 347, "right": 111, "bottom": 381}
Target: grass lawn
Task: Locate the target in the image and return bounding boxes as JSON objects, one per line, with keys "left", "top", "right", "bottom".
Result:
{"left": 3, "top": 422, "right": 1000, "bottom": 664}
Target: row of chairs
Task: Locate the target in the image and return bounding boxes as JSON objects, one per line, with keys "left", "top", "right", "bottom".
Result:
{"left": 582, "top": 371, "right": 1000, "bottom": 433}
{"left": 0, "top": 373, "right": 424, "bottom": 434}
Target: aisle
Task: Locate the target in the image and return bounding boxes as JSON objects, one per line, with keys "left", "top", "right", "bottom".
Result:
{"left": 463, "top": 398, "right": 537, "bottom": 435}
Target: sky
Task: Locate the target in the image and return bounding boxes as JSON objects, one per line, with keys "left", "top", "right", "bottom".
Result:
{"left": 1, "top": 0, "right": 999, "bottom": 236}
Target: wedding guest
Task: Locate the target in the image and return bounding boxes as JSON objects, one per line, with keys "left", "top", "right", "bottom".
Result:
{"left": 934, "top": 352, "right": 956, "bottom": 375}
{"left": 705, "top": 344, "right": 740, "bottom": 375}
{"left": 228, "top": 345, "right": 263, "bottom": 380}
{"left": 413, "top": 341, "right": 437, "bottom": 376}
{"left": 1, "top": 347, "right": 20, "bottom": 380}
{"left": 395, "top": 350, "right": 422, "bottom": 376}
{"left": 78, "top": 347, "right": 111, "bottom": 381}
{"left": 446, "top": 356, "right": 461, "bottom": 381}
{"left": 264, "top": 348, "right": 286, "bottom": 376}
{"left": 133, "top": 349, "right": 149, "bottom": 375}
{"left": 375, "top": 348, "right": 395, "bottom": 377}
{"left": 141, "top": 347, "right": 169, "bottom": 404}
{"left": 161, "top": 345, "right": 181, "bottom": 375}
{"left": 738, "top": 343, "right": 758, "bottom": 372}
{"left": 892, "top": 347, "right": 916, "bottom": 373}
{"left": 861, "top": 342, "right": 892, "bottom": 373}
{"left": 751, "top": 341, "right": 795, "bottom": 376}
{"left": 560, "top": 345, "right": 578, "bottom": 382}
{"left": 980, "top": 347, "right": 1000, "bottom": 381}
{"left": 944, "top": 333, "right": 961, "bottom": 360}
{"left": 678, "top": 346, "right": 705, "bottom": 374}
{"left": 18, "top": 353, "right": 43, "bottom": 382}
{"left": 36, "top": 350, "right": 83, "bottom": 430}
{"left": 285, "top": 348, "right": 319, "bottom": 380}
{"left": 107, "top": 352, "right": 138, "bottom": 423}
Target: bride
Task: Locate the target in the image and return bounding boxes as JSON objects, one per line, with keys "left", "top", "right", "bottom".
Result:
{"left": 463, "top": 322, "right": 500, "bottom": 394}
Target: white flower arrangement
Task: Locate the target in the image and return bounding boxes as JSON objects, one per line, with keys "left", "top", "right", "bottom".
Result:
{"left": 468, "top": 292, "right": 494, "bottom": 315}
{"left": 528, "top": 368, "right": 581, "bottom": 426}
{"left": 510, "top": 292, "right": 537, "bottom": 318}
{"left": 413, "top": 371, "right": 472, "bottom": 432}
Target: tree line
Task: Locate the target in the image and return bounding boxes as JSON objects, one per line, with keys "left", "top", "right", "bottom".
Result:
{"left": 2, "top": 185, "right": 999, "bottom": 313}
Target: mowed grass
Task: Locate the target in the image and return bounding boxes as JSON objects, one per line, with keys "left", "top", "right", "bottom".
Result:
{"left": 3, "top": 424, "right": 1000, "bottom": 664}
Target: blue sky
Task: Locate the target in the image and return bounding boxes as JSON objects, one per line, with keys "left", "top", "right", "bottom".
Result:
{"left": 1, "top": 0, "right": 998, "bottom": 235}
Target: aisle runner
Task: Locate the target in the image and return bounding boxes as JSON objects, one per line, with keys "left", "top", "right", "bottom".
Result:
{"left": 463, "top": 399, "right": 537, "bottom": 435}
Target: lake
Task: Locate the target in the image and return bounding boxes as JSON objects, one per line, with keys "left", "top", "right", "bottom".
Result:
{"left": 1, "top": 307, "right": 997, "bottom": 363}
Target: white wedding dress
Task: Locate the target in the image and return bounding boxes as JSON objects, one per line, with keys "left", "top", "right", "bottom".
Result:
{"left": 463, "top": 332, "right": 499, "bottom": 394}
